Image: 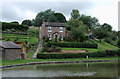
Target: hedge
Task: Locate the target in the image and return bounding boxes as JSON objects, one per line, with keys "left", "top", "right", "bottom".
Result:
{"left": 37, "top": 49, "right": 120, "bottom": 59}
{"left": 46, "top": 42, "right": 98, "bottom": 48}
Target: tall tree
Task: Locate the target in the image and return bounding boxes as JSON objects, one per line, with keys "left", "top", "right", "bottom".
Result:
{"left": 71, "top": 27, "right": 85, "bottom": 42}
{"left": 34, "top": 9, "right": 58, "bottom": 26}
{"left": 66, "top": 19, "right": 88, "bottom": 32}
{"left": 10, "top": 21, "right": 19, "bottom": 25}
{"left": 71, "top": 9, "right": 80, "bottom": 19}
{"left": 54, "top": 13, "right": 67, "bottom": 23}
{"left": 79, "top": 14, "right": 99, "bottom": 29}
{"left": 102, "top": 23, "right": 112, "bottom": 32}
{"left": 93, "top": 27, "right": 109, "bottom": 41}
{"left": 22, "top": 20, "right": 32, "bottom": 26}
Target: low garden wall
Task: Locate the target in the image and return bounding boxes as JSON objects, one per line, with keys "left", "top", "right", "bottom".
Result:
{"left": 37, "top": 49, "right": 120, "bottom": 59}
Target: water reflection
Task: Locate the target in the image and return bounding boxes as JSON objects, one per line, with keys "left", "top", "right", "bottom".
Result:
{"left": 2, "top": 62, "right": 118, "bottom": 77}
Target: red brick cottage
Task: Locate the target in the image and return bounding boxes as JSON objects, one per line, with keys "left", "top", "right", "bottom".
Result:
{"left": 39, "top": 21, "right": 66, "bottom": 41}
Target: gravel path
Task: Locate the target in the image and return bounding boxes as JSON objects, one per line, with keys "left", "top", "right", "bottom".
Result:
{"left": 32, "top": 41, "right": 42, "bottom": 59}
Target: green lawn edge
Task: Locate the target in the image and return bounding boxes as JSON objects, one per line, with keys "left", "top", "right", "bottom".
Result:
{"left": 2, "top": 57, "right": 119, "bottom": 66}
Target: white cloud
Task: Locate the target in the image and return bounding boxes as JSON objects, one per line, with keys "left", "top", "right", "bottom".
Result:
{"left": 89, "top": 1, "right": 118, "bottom": 31}
{"left": 25, "top": 10, "right": 36, "bottom": 20}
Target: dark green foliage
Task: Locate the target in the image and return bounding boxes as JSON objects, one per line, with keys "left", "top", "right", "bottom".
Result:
{"left": 37, "top": 49, "right": 119, "bottom": 59}
{"left": 93, "top": 27, "right": 108, "bottom": 41}
{"left": 102, "top": 23, "right": 112, "bottom": 32}
{"left": 35, "top": 9, "right": 58, "bottom": 26}
{"left": 71, "top": 9, "right": 80, "bottom": 19}
{"left": 2, "top": 22, "right": 29, "bottom": 31}
{"left": 22, "top": 20, "right": 32, "bottom": 26}
{"left": 54, "top": 13, "right": 67, "bottom": 23}
{"left": 79, "top": 14, "right": 99, "bottom": 29}
{"left": 45, "top": 42, "right": 98, "bottom": 48}
{"left": 59, "top": 37, "right": 61, "bottom": 41}
{"left": 71, "top": 27, "right": 85, "bottom": 42}
{"left": 10, "top": 21, "right": 19, "bottom": 25}
{"left": 55, "top": 37, "right": 57, "bottom": 42}
{"left": 117, "top": 39, "right": 120, "bottom": 47}
{"left": 43, "top": 46, "right": 61, "bottom": 52}
{"left": 104, "top": 38, "right": 112, "bottom": 43}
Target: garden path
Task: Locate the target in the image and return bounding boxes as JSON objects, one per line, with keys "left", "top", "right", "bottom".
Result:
{"left": 32, "top": 41, "right": 42, "bottom": 59}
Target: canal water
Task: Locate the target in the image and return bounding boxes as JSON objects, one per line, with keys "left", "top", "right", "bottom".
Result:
{"left": 2, "top": 62, "right": 119, "bottom": 77}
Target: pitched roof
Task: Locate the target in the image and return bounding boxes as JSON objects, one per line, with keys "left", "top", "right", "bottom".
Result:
{"left": 44, "top": 22, "right": 66, "bottom": 27}
{"left": 0, "top": 41, "right": 21, "bottom": 49}
{"left": 87, "top": 30, "right": 92, "bottom": 34}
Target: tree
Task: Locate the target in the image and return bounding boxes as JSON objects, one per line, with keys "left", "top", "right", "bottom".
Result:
{"left": 34, "top": 9, "right": 58, "bottom": 26}
{"left": 54, "top": 13, "right": 67, "bottom": 23}
{"left": 79, "top": 14, "right": 99, "bottom": 29}
{"left": 71, "top": 27, "right": 85, "bottom": 42}
{"left": 22, "top": 20, "right": 32, "bottom": 26}
{"left": 66, "top": 19, "right": 88, "bottom": 32}
{"left": 102, "top": 23, "right": 112, "bottom": 32}
{"left": 31, "top": 19, "right": 35, "bottom": 26}
{"left": 71, "top": 9, "right": 80, "bottom": 19}
{"left": 93, "top": 27, "right": 108, "bottom": 41}
{"left": 117, "top": 38, "right": 120, "bottom": 47}
{"left": 10, "top": 21, "right": 19, "bottom": 25}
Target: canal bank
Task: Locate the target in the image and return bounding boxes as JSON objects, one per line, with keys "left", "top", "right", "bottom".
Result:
{"left": 1, "top": 58, "right": 120, "bottom": 68}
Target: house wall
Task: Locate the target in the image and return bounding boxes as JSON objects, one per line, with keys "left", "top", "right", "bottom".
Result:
{"left": 39, "top": 24, "right": 66, "bottom": 41}
{"left": 3, "top": 49, "right": 21, "bottom": 60}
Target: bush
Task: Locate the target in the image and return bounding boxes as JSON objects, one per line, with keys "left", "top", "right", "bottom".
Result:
{"left": 105, "top": 38, "right": 112, "bottom": 43}
{"left": 46, "top": 42, "right": 98, "bottom": 49}
{"left": 117, "top": 39, "right": 120, "bottom": 47}
{"left": 44, "top": 46, "right": 61, "bottom": 52}
{"left": 37, "top": 49, "right": 119, "bottom": 59}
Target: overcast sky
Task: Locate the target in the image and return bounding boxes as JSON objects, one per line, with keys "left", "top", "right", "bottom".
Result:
{"left": 0, "top": 0, "right": 119, "bottom": 31}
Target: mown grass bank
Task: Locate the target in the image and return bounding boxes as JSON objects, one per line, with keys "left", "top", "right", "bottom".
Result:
{"left": 2, "top": 57, "right": 119, "bottom": 66}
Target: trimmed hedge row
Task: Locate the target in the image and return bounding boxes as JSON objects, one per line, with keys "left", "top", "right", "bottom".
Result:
{"left": 37, "top": 49, "right": 120, "bottom": 59}
{"left": 46, "top": 42, "right": 98, "bottom": 48}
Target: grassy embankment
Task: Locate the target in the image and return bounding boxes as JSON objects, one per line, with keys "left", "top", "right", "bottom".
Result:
{"left": 62, "top": 40, "right": 118, "bottom": 52}
{"left": 2, "top": 57, "right": 119, "bottom": 66}
{"left": 1, "top": 27, "right": 39, "bottom": 58}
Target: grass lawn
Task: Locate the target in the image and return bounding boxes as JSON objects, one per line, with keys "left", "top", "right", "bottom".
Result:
{"left": 27, "top": 52, "right": 35, "bottom": 58}
{"left": 93, "top": 40, "right": 118, "bottom": 51}
{"left": 62, "top": 40, "right": 118, "bottom": 52}
{"left": 2, "top": 57, "right": 119, "bottom": 66}
{"left": 2, "top": 33, "right": 38, "bottom": 45}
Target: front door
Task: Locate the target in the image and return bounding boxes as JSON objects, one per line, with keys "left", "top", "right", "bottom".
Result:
{"left": 53, "top": 32, "right": 59, "bottom": 41}
{"left": 55, "top": 35, "right": 58, "bottom": 41}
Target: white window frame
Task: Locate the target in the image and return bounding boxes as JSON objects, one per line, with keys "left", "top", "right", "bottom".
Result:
{"left": 59, "top": 27, "right": 63, "bottom": 32}
{"left": 60, "top": 34, "right": 63, "bottom": 41}
{"left": 40, "top": 27, "right": 41, "bottom": 30}
{"left": 48, "top": 26, "right": 52, "bottom": 32}
{"left": 40, "top": 33, "right": 41, "bottom": 37}
{"left": 48, "top": 33, "right": 51, "bottom": 38}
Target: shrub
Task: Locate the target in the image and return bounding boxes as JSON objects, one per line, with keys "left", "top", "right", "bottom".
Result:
{"left": 55, "top": 37, "right": 57, "bottom": 42}
{"left": 46, "top": 42, "right": 98, "bottom": 49}
{"left": 37, "top": 49, "right": 119, "bottom": 59}
{"left": 117, "top": 39, "right": 120, "bottom": 47}
{"left": 59, "top": 37, "right": 61, "bottom": 41}
{"left": 105, "top": 38, "right": 112, "bottom": 43}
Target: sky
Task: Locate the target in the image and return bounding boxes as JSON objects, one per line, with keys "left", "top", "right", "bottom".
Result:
{"left": 0, "top": 0, "right": 119, "bottom": 31}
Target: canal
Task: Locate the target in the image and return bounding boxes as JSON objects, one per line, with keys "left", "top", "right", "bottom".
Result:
{"left": 2, "top": 62, "right": 118, "bottom": 77}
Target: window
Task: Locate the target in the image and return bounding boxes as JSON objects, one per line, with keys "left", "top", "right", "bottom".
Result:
{"left": 48, "top": 26, "right": 52, "bottom": 32}
{"left": 48, "top": 33, "right": 52, "bottom": 40}
{"left": 60, "top": 34, "right": 63, "bottom": 40}
{"left": 40, "top": 27, "right": 41, "bottom": 30}
{"left": 40, "top": 33, "right": 41, "bottom": 37}
{"left": 48, "top": 33, "right": 51, "bottom": 38}
{"left": 59, "top": 27, "right": 63, "bottom": 32}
